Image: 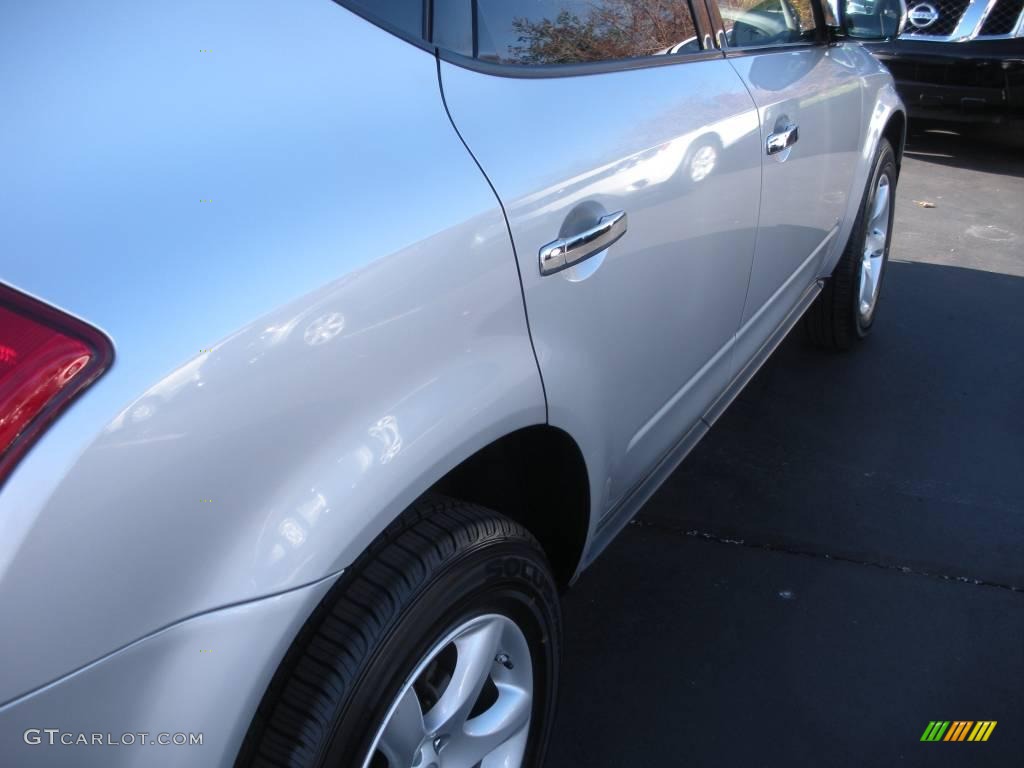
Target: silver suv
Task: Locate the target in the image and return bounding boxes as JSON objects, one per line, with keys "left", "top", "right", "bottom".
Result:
{"left": 0, "top": 1, "right": 905, "bottom": 766}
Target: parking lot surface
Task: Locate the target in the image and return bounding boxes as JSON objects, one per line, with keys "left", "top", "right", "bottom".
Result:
{"left": 546, "top": 124, "right": 1024, "bottom": 767}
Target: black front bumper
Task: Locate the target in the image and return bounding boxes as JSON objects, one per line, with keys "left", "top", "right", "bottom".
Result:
{"left": 865, "top": 38, "right": 1024, "bottom": 123}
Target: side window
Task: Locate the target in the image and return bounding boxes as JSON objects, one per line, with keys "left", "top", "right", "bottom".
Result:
{"left": 712, "top": 0, "right": 819, "bottom": 48}
{"left": 435, "top": 0, "right": 702, "bottom": 66}
{"left": 344, "top": 0, "right": 425, "bottom": 40}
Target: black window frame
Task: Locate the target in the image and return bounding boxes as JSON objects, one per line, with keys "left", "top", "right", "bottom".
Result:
{"left": 332, "top": 0, "right": 435, "bottom": 55}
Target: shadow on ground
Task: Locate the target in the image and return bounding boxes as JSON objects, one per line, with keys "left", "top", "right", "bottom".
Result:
{"left": 903, "top": 121, "right": 1024, "bottom": 179}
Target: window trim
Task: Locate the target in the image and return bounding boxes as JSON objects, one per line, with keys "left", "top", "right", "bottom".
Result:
{"left": 436, "top": 46, "right": 725, "bottom": 79}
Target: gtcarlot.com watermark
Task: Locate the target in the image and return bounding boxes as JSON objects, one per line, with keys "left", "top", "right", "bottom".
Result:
{"left": 24, "top": 729, "right": 203, "bottom": 747}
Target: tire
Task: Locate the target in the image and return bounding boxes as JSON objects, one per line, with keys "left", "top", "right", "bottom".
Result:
{"left": 804, "top": 138, "right": 898, "bottom": 350}
{"left": 236, "top": 495, "right": 562, "bottom": 768}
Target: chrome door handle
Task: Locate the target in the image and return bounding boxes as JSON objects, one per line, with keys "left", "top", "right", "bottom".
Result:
{"left": 539, "top": 210, "right": 628, "bottom": 276}
{"left": 766, "top": 123, "right": 799, "bottom": 155}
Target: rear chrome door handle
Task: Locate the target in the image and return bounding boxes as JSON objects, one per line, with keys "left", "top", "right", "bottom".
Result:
{"left": 766, "top": 123, "right": 799, "bottom": 155}
{"left": 539, "top": 210, "right": 628, "bottom": 275}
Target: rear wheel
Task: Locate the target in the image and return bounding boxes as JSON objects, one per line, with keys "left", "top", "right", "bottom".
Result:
{"left": 366, "top": 613, "right": 534, "bottom": 767}
{"left": 804, "top": 138, "right": 898, "bottom": 350}
{"left": 237, "top": 496, "right": 561, "bottom": 768}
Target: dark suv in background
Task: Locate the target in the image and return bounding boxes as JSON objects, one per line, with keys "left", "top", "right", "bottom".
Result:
{"left": 855, "top": 0, "right": 1024, "bottom": 124}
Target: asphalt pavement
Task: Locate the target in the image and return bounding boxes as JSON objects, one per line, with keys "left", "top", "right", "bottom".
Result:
{"left": 546, "top": 123, "right": 1024, "bottom": 767}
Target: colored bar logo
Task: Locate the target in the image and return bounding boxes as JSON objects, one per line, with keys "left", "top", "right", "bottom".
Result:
{"left": 920, "top": 721, "right": 997, "bottom": 742}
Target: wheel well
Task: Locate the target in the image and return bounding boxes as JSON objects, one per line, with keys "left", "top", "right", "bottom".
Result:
{"left": 430, "top": 426, "right": 589, "bottom": 587}
{"left": 883, "top": 110, "right": 906, "bottom": 167}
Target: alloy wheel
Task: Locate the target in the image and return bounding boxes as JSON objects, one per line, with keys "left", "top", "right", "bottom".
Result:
{"left": 361, "top": 614, "right": 533, "bottom": 768}
{"left": 858, "top": 173, "right": 892, "bottom": 323}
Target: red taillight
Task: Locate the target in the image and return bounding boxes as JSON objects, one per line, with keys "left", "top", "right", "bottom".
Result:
{"left": 0, "top": 284, "right": 114, "bottom": 486}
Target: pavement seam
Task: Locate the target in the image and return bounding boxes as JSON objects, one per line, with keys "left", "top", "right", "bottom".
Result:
{"left": 629, "top": 517, "right": 1023, "bottom": 594}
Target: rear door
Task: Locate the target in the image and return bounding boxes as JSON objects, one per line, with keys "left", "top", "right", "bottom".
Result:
{"left": 705, "top": 0, "right": 865, "bottom": 361}
{"left": 435, "top": 0, "right": 764, "bottom": 523}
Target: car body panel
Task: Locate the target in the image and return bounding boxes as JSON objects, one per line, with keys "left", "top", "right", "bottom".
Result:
{"left": 728, "top": 46, "right": 864, "bottom": 331}
{"left": 0, "top": 1, "right": 543, "bottom": 703}
{"left": 567, "top": 41, "right": 904, "bottom": 571}
{"left": 729, "top": 44, "right": 905, "bottom": 372}
{"left": 0, "top": 573, "right": 338, "bottom": 767}
{"left": 440, "top": 56, "right": 763, "bottom": 538}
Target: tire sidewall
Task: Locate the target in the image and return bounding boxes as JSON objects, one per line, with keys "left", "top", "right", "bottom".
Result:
{"left": 321, "top": 539, "right": 561, "bottom": 768}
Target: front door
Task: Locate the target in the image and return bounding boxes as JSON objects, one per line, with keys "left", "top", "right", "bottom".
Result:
{"left": 706, "top": 0, "right": 864, "bottom": 359}
{"left": 434, "top": 0, "right": 765, "bottom": 520}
